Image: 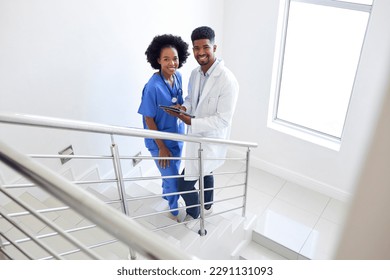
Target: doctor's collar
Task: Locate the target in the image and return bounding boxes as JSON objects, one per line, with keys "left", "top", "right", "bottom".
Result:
{"left": 198, "top": 58, "right": 221, "bottom": 77}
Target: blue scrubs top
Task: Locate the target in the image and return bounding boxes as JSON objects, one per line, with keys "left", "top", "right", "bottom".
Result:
{"left": 138, "top": 71, "right": 184, "bottom": 150}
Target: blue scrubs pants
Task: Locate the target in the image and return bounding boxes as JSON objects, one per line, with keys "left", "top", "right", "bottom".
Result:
{"left": 178, "top": 169, "right": 214, "bottom": 219}
{"left": 150, "top": 146, "right": 181, "bottom": 216}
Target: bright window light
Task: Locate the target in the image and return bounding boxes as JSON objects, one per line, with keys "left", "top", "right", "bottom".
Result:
{"left": 274, "top": 0, "right": 370, "bottom": 140}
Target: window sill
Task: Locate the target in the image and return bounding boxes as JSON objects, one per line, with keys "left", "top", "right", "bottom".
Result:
{"left": 267, "top": 119, "right": 341, "bottom": 151}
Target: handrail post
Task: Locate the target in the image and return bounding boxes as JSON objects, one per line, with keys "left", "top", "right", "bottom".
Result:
{"left": 0, "top": 236, "right": 7, "bottom": 260}
{"left": 110, "top": 135, "right": 137, "bottom": 259}
{"left": 242, "top": 147, "right": 251, "bottom": 217}
{"left": 198, "top": 143, "right": 207, "bottom": 236}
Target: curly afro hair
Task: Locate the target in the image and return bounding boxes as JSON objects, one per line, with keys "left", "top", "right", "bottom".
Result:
{"left": 145, "top": 34, "right": 190, "bottom": 70}
{"left": 191, "top": 26, "right": 215, "bottom": 44}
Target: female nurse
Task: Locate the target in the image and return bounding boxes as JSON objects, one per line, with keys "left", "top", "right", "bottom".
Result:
{"left": 138, "top": 34, "right": 189, "bottom": 217}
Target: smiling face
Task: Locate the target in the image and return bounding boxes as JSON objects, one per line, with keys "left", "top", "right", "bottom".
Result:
{"left": 158, "top": 47, "right": 179, "bottom": 80}
{"left": 192, "top": 38, "right": 217, "bottom": 73}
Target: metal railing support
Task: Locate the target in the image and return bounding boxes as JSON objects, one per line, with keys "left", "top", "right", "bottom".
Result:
{"left": 0, "top": 235, "right": 9, "bottom": 260}
{"left": 110, "top": 135, "right": 130, "bottom": 215}
{"left": 0, "top": 185, "right": 99, "bottom": 259}
{"left": 0, "top": 140, "right": 193, "bottom": 260}
{"left": 242, "top": 147, "right": 251, "bottom": 217}
{"left": 197, "top": 143, "right": 207, "bottom": 236}
{"left": 110, "top": 135, "right": 137, "bottom": 260}
{"left": 0, "top": 112, "right": 258, "bottom": 259}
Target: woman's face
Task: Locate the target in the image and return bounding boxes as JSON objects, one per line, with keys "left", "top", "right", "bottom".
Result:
{"left": 158, "top": 47, "right": 179, "bottom": 79}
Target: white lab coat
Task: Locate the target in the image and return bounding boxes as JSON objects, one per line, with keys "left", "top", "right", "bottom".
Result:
{"left": 183, "top": 59, "right": 239, "bottom": 180}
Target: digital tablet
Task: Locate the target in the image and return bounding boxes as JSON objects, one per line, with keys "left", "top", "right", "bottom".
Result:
{"left": 159, "top": 105, "right": 195, "bottom": 118}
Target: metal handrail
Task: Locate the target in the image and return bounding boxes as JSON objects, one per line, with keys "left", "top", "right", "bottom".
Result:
{"left": 0, "top": 139, "right": 194, "bottom": 260}
{"left": 0, "top": 112, "right": 258, "bottom": 148}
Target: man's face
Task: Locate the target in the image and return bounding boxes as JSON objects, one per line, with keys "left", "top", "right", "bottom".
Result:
{"left": 192, "top": 39, "right": 216, "bottom": 68}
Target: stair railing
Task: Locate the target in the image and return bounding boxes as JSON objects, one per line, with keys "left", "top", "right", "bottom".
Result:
{"left": 0, "top": 112, "right": 257, "bottom": 259}
{"left": 0, "top": 139, "right": 193, "bottom": 260}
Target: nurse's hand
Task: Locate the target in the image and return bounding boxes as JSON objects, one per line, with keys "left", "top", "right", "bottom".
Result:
{"left": 162, "top": 104, "right": 183, "bottom": 117}
{"left": 158, "top": 145, "right": 172, "bottom": 169}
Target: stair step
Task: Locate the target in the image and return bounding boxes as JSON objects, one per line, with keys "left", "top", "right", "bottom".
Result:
{"left": 0, "top": 205, "right": 14, "bottom": 233}
{"left": 99, "top": 185, "right": 120, "bottom": 200}
{"left": 51, "top": 208, "right": 84, "bottom": 230}
{"left": 143, "top": 181, "right": 163, "bottom": 195}
{"left": 2, "top": 226, "right": 30, "bottom": 243}
{"left": 136, "top": 210, "right": 178, "bottom": 228}
{"left": 1, "top": 161, "right": 259, "bottom": 260}
{"left": 2, "top": 192, "right": 60, "bottom": 234}
{"left": 61, "top": 168, "right": 75, "bottom": 181}
{"left": 43, "top": 196, "right": 65, "bottom": 208}
{"left": 251, "top": 230, "right": 310, "bottom": 260}
{"left": 91, "top": 240, "right": 130, "bottom": 259}
{"left": 19, "top": 192, "right": 56, "bottom": 214}
{"left": 239, "top": 240, "right": 287, "bottom": 260}
{"left": 34, "top": 234, "right": 77, "bottom": 259}
{"left": 125, "top": 182, "right": 155, "bottom": 197}
{"left": 185, "top": 220, "right": 236, "bottom": 259}
{"left": 162, "top": 224, "right": 200, "bottom": 250}
{"left": 2, "top": 239, "right": 46, "bottom": 260}
{"left": 69, "top": 225, "right": 116, "bottom": 246}
{"left": 85, "top": 187, "right": 115, "bottom": 203}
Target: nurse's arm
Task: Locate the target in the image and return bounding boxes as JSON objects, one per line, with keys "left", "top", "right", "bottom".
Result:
{"left": 144, "top": 116, "right": 171, "bottom": 168}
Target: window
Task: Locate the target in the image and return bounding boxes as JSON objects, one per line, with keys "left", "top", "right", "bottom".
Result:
{"left": 269, "top": 0, "right": 372, "bottom": 149}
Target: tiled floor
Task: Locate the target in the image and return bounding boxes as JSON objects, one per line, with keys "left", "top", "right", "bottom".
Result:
{"left": 213, "top": 159, "right": 351, "bottom": 260}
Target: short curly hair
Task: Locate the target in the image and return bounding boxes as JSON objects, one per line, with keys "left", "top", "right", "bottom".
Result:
{"left": 145, "top": 34, "right": 190, "bottom": 70}
{"left": 191, "top": 26, "right": 215, "bottom": 44}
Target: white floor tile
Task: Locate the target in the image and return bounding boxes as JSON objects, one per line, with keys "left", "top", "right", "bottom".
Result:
{"left": 321, "top": 198, "right": 350, "bottom": 225}
{"left": 254, "top": 198, "right": 320, "bottom": 252}
{"left": 300, "top": 217, "right": 343, "bottom": 260}
{"left": 247, "top": 166, "right": 285, "bottom": 197}
{"left": 212, "top": 160, "right": 349, "bottom": 260}
{"left": 214, "top": 172, "right": 235, "bottom": 189}
{"left": 217, "top": 159, "right": 246, "bottom": 173}
{"left": 217, "top": 185, "right": 245, "bottom": 201}
{"left": 276, "top": 182, "right": 330, "bottom": 215}
{"left": 245, "top": 187, "right": 274, "bottom": 217}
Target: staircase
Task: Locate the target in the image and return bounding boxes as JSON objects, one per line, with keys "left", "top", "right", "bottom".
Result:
{"left": 0, "top": 112, "right": 262, "bottom": 260}
{"left": 0, "top": 162, "right": 259, "bottom": 260}
{"left": 1, "top": 158, "right": 317, "bottom": 261}
{"left": 0, "top": 158, "right": 306, "bottom": 260}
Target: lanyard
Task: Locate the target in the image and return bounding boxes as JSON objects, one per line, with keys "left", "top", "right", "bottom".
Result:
{"left": 159, "top": 71, "right": 183, "bottom": 104}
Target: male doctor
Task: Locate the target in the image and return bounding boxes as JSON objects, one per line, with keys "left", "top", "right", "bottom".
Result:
{"left": 172, "top": 26, "right": 239, "bottom": 222}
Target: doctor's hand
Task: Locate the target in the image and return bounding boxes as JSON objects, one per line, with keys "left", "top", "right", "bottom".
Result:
{"left": 158, "top": 145, "right": 172, "bottom": 169}
{"left": 163, "top": 105, "right": 192, "bottom": 125}
{"left": 174, "top": 105, "right": 192, "bottom": 125}
{"left": 178, "top": 114, "right": 191, "bottom": 125}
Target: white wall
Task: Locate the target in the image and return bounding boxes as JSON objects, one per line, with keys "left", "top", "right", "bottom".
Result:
{"left": 223, "top": 0, "right": 389, "bottom": 201}
{"left": 336, "top": 0, "right": 390, "bottom": 259}
{"left": 0, "top": 0, "right": 225, "bottom": 124}
{"left": 1, "top": 0, "right": 388, "bottom": 202}
{"left": 336, "top": 84, "right": 390, "bottom": 259}
{"left": 0, "top": 0, "right": 224, "bottom": 179}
